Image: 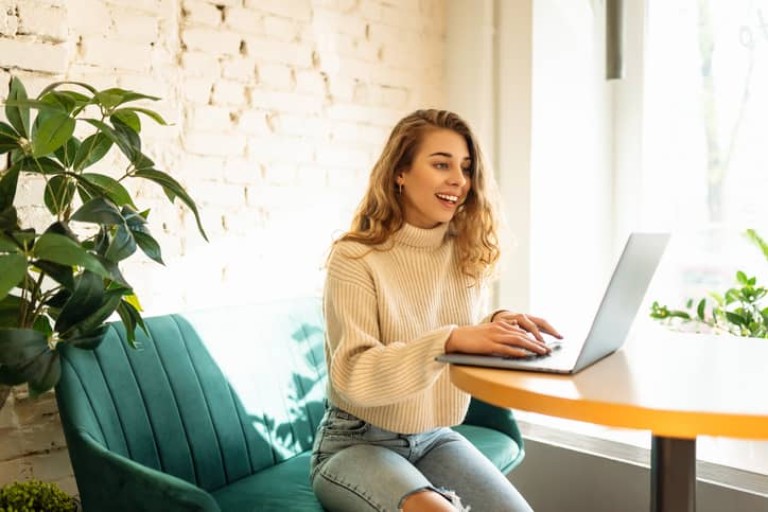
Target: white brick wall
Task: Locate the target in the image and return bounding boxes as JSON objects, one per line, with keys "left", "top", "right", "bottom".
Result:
{"left": 0, "top": 0, "right": 447, "bottom": 498}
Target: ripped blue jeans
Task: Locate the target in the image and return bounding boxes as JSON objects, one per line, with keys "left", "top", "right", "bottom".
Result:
{"left": 310, "top": 405, "right": 533, "bottom": 512}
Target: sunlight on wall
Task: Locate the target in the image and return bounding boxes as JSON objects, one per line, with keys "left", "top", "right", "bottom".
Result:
{"left": 529, "top": 0, "right": 613, "bottom": 334}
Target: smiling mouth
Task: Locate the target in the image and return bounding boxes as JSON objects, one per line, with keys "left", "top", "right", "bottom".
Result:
{"left": 436, "top": 193, "right": 459, "bottom": 206}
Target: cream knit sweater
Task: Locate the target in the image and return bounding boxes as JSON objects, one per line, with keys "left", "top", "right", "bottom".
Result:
{"left": 323, "top": 222, "right": 492, "bottom": 433}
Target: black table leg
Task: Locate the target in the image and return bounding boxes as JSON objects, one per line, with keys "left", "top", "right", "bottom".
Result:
{"left": 651, "top": 435, "right": 696, "bottom": 512}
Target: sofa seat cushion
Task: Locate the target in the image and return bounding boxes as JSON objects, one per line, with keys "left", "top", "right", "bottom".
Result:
{"left": 212, "top": 452, "right": 324, "bottom": 512}
{"left": 452, "top": 424, "right": 523, "bottom": 474}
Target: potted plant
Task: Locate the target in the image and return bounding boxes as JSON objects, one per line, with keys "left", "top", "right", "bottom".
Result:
{"left": 0, "top": 77, "right": 207, "bottom": 407}
{"left": 650, "top": 229, "right": 768, "bottom": 338}
{"left": 0, "top": 478, "right": 80, "bottom": 511}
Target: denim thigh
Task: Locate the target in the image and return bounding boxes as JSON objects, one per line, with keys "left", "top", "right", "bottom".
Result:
{"left": 415, "top": 429, "right": 533, "bottom": 512}
{"left": 311, "top": 407, "right": 425, "bottom": 511}
{"left": 310, "top": 407, "right": 532, "bottom": 512}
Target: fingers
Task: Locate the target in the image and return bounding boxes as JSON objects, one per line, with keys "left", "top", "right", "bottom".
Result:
{"left": 534, "top": 317, "right": 563, "bottom": 339}
{"left": 495, "top": 312, "right": 563, "bottom": 341}
{"left": 492, "top": 344, "right": 534, "bottom": 359}
{"left": 514, "top": 315, "right": 544, "bottom": 342}
{"left": 495, "top": 327, "right": 550, "bottom": 355}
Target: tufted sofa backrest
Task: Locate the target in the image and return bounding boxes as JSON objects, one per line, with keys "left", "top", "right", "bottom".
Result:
{"left": 56, "top": 297, "right": 326, "bottom": 493}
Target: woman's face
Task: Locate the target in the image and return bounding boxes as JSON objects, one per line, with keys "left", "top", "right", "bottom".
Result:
{"left": 398, "top": 128, "right": 472, "bottom": 229}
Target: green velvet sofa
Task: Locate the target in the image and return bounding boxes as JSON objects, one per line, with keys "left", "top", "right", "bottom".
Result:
{"left": 55, "top": 297, "right": 525, "bottom": 511}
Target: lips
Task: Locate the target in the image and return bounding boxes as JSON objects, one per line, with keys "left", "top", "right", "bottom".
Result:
{"left": 436, "top": 193, "right": 459, "bottom": 205}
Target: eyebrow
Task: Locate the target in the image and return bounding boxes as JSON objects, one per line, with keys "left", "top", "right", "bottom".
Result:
{"left": 428, "top": 152, "right": 471, "bottom": 160}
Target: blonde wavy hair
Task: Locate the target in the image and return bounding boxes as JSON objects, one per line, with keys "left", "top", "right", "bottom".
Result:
{"left": 339, "top": 109, "right": 501, "bottom": 280}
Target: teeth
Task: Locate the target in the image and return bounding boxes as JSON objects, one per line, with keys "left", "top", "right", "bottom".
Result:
{"left": 436, "top": 194, "right": 458, "bottom": 203}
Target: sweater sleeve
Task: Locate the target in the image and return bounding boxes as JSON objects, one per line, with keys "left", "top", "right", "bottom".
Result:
{"left": 324, "top": 245, "right": 455, "bottom": 408}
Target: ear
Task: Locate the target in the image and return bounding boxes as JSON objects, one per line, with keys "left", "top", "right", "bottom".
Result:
{"left": 396, "top": 173, "right": 404, "bottom": 185}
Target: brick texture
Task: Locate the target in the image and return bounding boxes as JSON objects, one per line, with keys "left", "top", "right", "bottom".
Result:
{"left": 0, "top": 0, "right": 447, "bottom": 498}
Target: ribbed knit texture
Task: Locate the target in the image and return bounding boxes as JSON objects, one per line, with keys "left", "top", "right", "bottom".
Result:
{"left": 323, "top": 222, "right": 491, "bottom": 433}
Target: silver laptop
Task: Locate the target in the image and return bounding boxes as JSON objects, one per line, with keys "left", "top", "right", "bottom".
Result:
{"left": 436, "top": 232, "right": 670, "bottom": 374}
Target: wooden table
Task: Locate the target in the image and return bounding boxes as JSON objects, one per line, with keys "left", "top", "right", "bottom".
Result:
{"left": 448, "top": 331, "right": 768, "bottom": 512}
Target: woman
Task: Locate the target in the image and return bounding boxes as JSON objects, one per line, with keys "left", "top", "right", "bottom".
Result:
{"left": 311, "top": 109, "right": 561, "bottom": 511}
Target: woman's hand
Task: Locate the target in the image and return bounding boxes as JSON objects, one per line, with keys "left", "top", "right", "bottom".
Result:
{"left": 491, "top": 310, "right": 562, "bottom": 343}
{"left": 445, "top": 313, "right": 559, "bottom": 358}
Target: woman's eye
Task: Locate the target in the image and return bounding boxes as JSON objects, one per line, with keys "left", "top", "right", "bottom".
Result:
{"left": 434, "top": 162, "right": 449, "bottom": 170}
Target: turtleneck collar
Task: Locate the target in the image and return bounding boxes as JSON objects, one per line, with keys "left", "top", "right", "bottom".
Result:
{"left": 391, "top": 222, "right": 450, "bottom": 249}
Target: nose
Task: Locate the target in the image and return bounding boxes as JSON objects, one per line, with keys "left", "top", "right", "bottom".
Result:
{"left": 447, "top": 166, "right": 468, "bottom": 187}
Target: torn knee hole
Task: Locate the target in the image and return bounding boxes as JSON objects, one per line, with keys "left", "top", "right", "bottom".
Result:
{"left": 437, "top": 489, "right": 471, "bottom": 511}
{"left": 398, "top": 487, "right": 471, "bottom": 512}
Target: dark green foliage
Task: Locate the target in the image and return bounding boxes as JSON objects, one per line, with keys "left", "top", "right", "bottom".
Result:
{"left": 0, "top": 77, "right": 207, "bottom": 397}
{"left": 0, "top": 479, "right": 78, "bottom": 512}
{"left": 650, "top": 229, "right": 768, "bottom": 338}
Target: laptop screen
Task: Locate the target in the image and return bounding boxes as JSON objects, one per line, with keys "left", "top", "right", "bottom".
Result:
{"left": 573, "top": 232, "right": 670, "bottom": 372}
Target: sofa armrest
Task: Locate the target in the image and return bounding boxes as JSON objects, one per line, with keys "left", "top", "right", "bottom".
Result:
{"left": 463, "top": 397, "right": 524, "bottom": 449}
{"left": 68, "top": 429, "right": 221, "bottom": 512}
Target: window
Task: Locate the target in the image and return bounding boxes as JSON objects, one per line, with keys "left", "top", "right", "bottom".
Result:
{"left": 616, "top": 0, "right": 768, "bottom": 475}
{"left": 446, "top": 0, "right": 768, "bottom": 481}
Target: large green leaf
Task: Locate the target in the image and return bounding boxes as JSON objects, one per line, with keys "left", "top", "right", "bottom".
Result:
{"left": 133, "top": 231, "right": 163, "bottom": 265}
{"left": 725, "top": 311, "right": 747, "bottom": 326}
{"left": 111, "top": 117, "right": 141, "bottom": 155}
{"left": 72, "top": 133, "right": 113, "bottom": 171}
{"left": 122, "top": 206, "right": 148, "bottom": 229}
{"left": 24, "top": 350, "right": 61, "bottom": 397}
{"left": 0, "top": 328, "right": 61, "bottom": 395}
{"left": 33, "top": 259, "right": 75, "bottom": 290}
{"left": 0, "top": 327, "right": 47, "bottom": 366}
{"left": 41, "top": 90, "right": 77, "bottom": 115}
{"left": 10, "top": 228, "right": 35, "bottom": 250}
{"left": 43, "top": 220, "right": 75, "bottom": 238}
{"left": 0, "top": 295, "right": 23, "bottom": 328}
{"left": 0, "top": 162, "right": 20, "bottom": 211}
{"left": 64, "top": 324, "right": 108, "bottom": 350}
{"left": 55, "top": 271, "right": 104, "bottom": 333}
{"left": 3, "top": 98, "right": 66, "bottom": 113}
{"left": 0, "top": 235, "right": 19, "bottom": 252}
{"left": 33, "top": 232, "right": 110, "bottom": 278}
{"left": 105, "top": 223, "right": 136, "bottom": 262}
{"left": 16, "top": 156, "right": 66, "bottom": 175}
{"left": 0, "top": 253, "right": 26, "bottom": 301}
{"left": 0, "top": 299, "right": 50, "bottom": 335}
{"left": 94, "top": 88, "right": 160, "bottom": 110}
{"left": 40, "top": 90, "right": 90, "bottom": 117}
{"left": 5, "top": 77, "right": 30, "bottom": 138}
{"left": 38, "top": 81, "right": 97, "bottom": 98}
{"left": 71, "top": 197, "right": 124, "bottom": 225}
{"left": 44, "top": 289, "right": 71, "bottom": 309}
{"left": 31, "top": 110, "right": 76, "bottom": 157}
{"left": 129, "top": 107, "right": 169, "bottom": 126}
{"left": 111, "top": 109, "right": 141, "bottom": 133}
{"left": 121, "top": 206, "right": 155, "bottom": 263}
{"left": 0, "top": 121, "right": 19, "bottom": 154}
{"left": 63, "top": 291, "right": 122, "bottom": 344}
{"left": 132, "top": 151, "right": 155, "bottom": 172}
{"left": 83, "top": 118, "right": 136, "bottom": 163}
{"left": 133, "top": 169, "right": 208, "bottom": 241}
{"left": 43, "top": 175, "right": 76, "bottom": 216}
{"left": 53, "top": 136, "right": 81, "bottom": 168}
{"left": 96, "top": 255, "right": 130, "bottom": 288}
{"left": 116, "top": 299, "right": 146, "bottom": 347}
{"left": 79, "top": 173, "right": 134, "bottom": 207}
{"left": 0, "top": 207, "right": 18, "bottom": 232}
